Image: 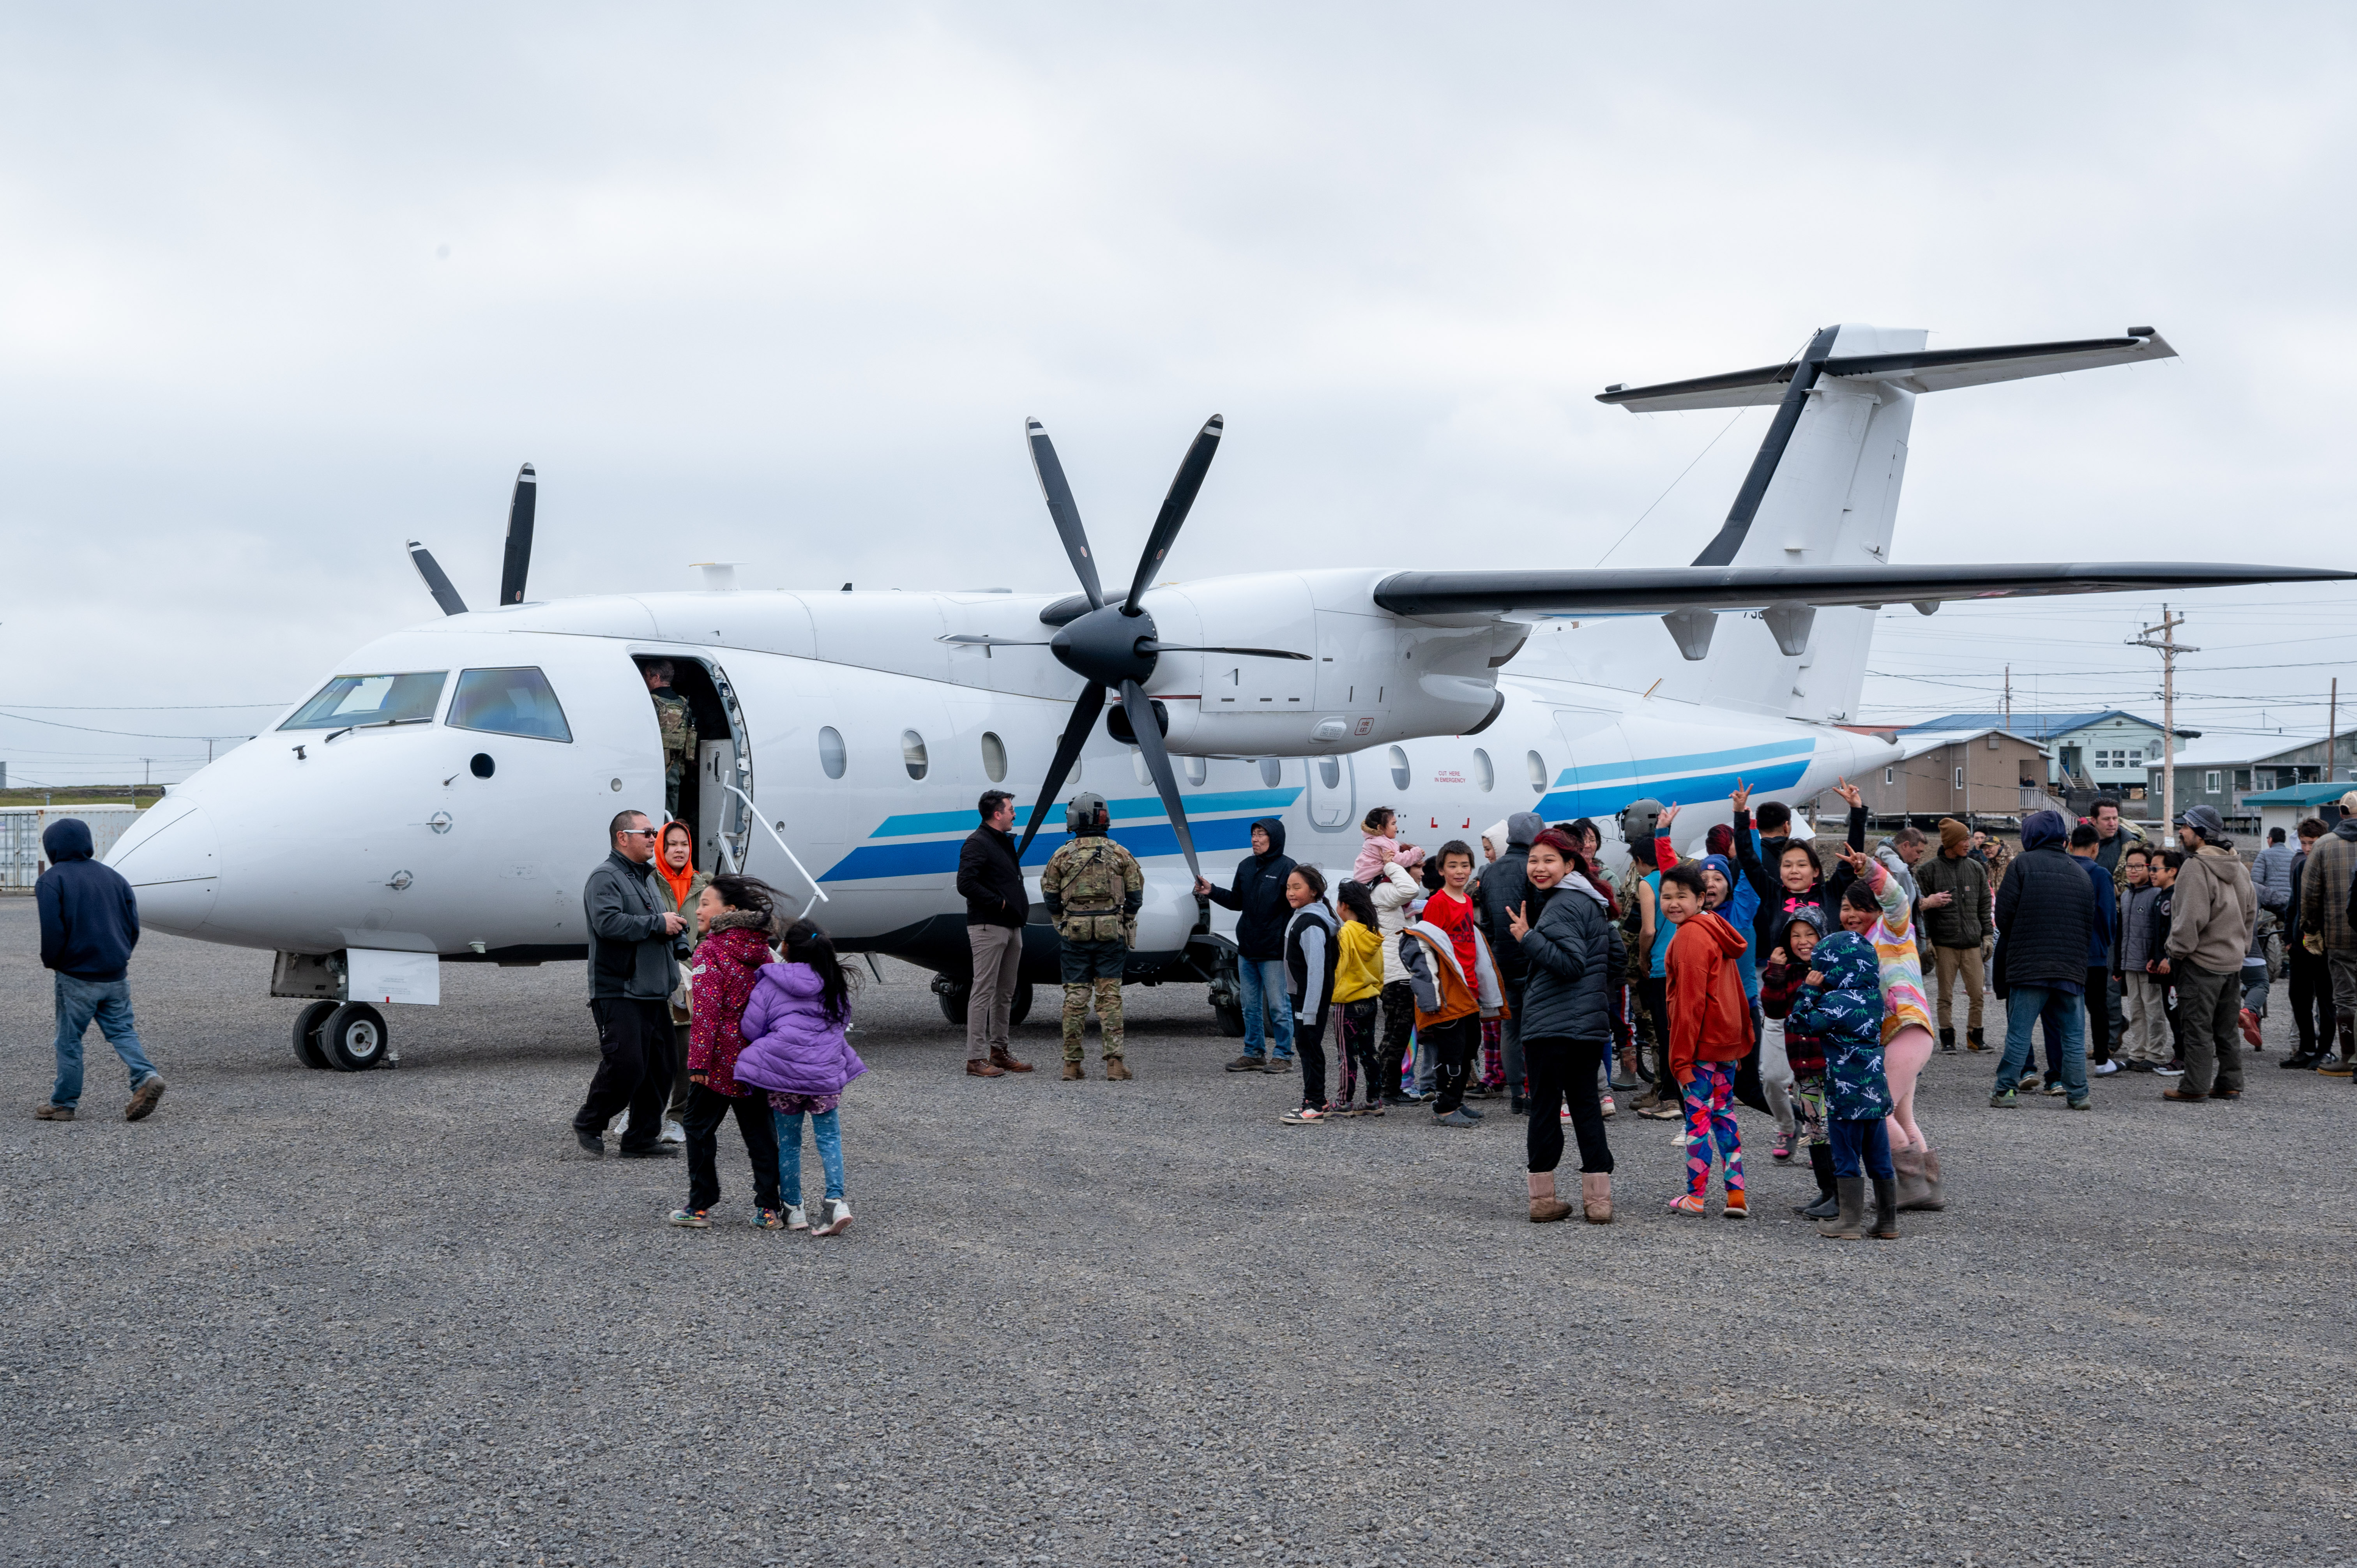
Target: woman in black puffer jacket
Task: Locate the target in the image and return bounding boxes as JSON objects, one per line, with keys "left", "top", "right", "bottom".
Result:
{"left": 1510, "top": 827, "right": 1619, "bottom": 1225}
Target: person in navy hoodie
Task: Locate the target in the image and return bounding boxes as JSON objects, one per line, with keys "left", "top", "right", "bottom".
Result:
{"left": 36, "top": 818, "right": 164, "bottom": 1123}
{"left": 734, "top": 919, "right": 868, "bottom": 1237}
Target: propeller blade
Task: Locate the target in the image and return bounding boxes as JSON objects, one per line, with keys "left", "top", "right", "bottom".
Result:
{"left": 1025, "top": 419, "right": 1103, "bottom": 610}
{"left": 1014, "top": 683, "right": 1109, "bottom": 863}
{"left": 1123, "top": 414, "right": 1223, "bottom": 615}
{"left": 498, "top": 463, "right": 537, "bottom": 606}
{"left": 406, "top": 541, "right": 469, "bottom": 615}
{"left": 1138, "top": 641, "right": 1312, "bottom": 661}
{"left": 1121, "top": 679, "right": 1199, "bottom": 882}
{"left": 935, "top": 633, "right": 1052, "bottom": 647}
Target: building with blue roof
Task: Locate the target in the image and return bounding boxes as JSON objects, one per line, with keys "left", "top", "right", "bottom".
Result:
{"left": 1898, "top": 709, "right": 2182, "bottom": 795}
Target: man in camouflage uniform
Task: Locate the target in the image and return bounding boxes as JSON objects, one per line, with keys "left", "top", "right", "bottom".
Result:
{"left": 640, "top": 659, "right": 698, "bottom": 821}
{"left": 1039, "top": 793, "right": 1143, "bottom": 1082}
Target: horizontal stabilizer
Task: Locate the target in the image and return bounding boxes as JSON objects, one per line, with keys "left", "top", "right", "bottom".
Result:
{"left": 1599, "top": 330, "right": 2176, "bottom": 413}
{"left": 1371, "top": 560, "right": 2350, "bottom": 619}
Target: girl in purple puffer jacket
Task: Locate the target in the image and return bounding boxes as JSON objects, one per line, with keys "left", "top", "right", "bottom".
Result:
{"left": 734, "top": 919, "right": 866, "bottom": 1236}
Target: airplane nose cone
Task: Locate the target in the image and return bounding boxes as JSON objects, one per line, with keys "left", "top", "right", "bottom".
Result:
{"left": 105, "top": 802, "right": 220, "bottom": 935}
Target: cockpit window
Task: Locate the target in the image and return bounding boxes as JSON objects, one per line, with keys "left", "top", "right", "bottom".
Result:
{"left": 448, "top": 667, "right": 573, "bottom": 742}
{"left": 279, "top": 672, "right": 448, "bottom": 730}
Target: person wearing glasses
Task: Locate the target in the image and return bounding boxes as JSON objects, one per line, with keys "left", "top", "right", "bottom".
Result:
{"left": 573, "top": 810, "right": 689, "bottom": 1158}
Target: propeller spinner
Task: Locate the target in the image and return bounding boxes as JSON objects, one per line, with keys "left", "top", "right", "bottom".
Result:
{"left": 1006, "top": 416, "right": 1307, "bottom": 881}
{"left": 406, "top": 463, "right": 537, "bottom": 615}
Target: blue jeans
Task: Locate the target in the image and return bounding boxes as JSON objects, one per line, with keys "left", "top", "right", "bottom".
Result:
{"left": 51, "top": 973, "right": 157, "bottom": 1111}
{"left": 1998, "top": 985, "right": 2087, "bottom": 1101}
{"left": 773, "top": 1106, "right": 845, "bottom": 1205}
{"left": 1829, "top": 1116, "right": 1894, "bottom": 1180}
{"left": 1236, "top": 958, "right": 1295, "bottom": 1060}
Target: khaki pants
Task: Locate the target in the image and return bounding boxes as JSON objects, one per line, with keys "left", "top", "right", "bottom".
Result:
{"left": 1931, "top": 945, "right": 1985, "bottom": 1031}
{"left": 2119, "top": 971, "right": 2172, "bottom": 1063}
{"left": 966, "top": 923, "right": 1023, "bottom": 1061}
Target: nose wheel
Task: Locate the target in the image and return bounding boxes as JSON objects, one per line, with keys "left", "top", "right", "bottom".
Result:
{"left": 293, "top": 999, "right": 390, "bottom": 1071}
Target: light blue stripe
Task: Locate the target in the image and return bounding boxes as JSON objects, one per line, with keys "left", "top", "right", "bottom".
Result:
{"left": 1537, "top": 758, "right": 1811, "bottom": 820}
{"left": 1552, "top": 739, "right": 1813, "bottom": 788}
{"left": 870, "top": 787, "right": 1299, "bottom": 839}
{"left": 820, "top": 812, "right": 1273, "bottom": 882}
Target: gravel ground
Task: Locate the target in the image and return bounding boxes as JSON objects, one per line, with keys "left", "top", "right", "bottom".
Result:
{"left": 5, "top": 897, "right": 2356, "bottom": 1568}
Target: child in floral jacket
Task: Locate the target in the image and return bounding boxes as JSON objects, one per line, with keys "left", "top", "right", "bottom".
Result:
{"left": 1788, "top": 927, "right": 1899, "bottom": 1241}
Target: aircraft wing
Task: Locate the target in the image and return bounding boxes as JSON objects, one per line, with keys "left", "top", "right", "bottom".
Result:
{"left": 1597, "top": 331, "right": 2178, "bottom": 413}
{"left": 1369, "top": 561, "right": 2354, "bottom": 618}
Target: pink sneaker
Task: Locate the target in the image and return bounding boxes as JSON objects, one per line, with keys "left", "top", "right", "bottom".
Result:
{"left": 1669, "top": 1192, "right": 1707, "bottom": 1216}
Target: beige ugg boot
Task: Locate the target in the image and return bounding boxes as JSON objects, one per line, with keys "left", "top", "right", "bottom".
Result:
{"left": 1527, "top": 1171, "right": 1573, "bottom": 1223}
{"left": 1580, "top": 1171, "right": 1613, "bottom": 1224}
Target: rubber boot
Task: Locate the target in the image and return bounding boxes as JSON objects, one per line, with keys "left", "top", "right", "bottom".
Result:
{"left": 1527, "top": 1171, "right": 1573, "bottom": 1224}
{"left": 1891, "top": 1144, "right": 1936, "bottom": 1211}
{"left": 1870, "top": 1176, "right": 1901, "bottom": 1239}
{"left": 1913, "top": 1148, "right": 1946, "bottom": 1211}
{"left": 1797, "top": 1143, "right": 1838, "bottom": 1218}
{"left": 1939, "top": 1026, "right": 1956, "bottom": 1054}
{"left": 1580, "top": 1171, "right": 1613, "bottom": 1224}
{"left": 1817, "top": 1176, "right": 1866, "bottom": 1240}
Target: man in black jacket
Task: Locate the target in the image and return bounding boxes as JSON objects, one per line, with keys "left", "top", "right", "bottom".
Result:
{"left": 1475, "top": 811, "right": 1543, "bottom": 1110}
{"left": 954, "top": 790, "right": 1034, "bottom": 1078}
{"left": 35, "top": 818, "right": 164, "bottom": 1123}
{"left": 573, "top": 810, "right": 687, "bottom": 1157}
{"left": 1990, "top": 809, "right": 2097, "bottom": 1109}
{"left": 1197, "top": 817, "right": 1299, "bottom": 1071}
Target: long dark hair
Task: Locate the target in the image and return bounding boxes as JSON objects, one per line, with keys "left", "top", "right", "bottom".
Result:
{"left": 778, "top": 917, "right": 857, "bottom": 1024}
{"left": 707, "top": 873, "right": 780, "bottom": 923}
{"left": 1337, "top": 878, "right": 1379, "bottom": 927}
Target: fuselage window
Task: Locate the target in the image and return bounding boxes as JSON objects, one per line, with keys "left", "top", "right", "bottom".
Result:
{"left": 1318, "top": 756, "right": 1341, "bottom": 789}
{"left": 1472, "top": 747, "right": 1494, "bottom": 792}
{"left": 1526, "top": 750, "right": 1548, "bottom": 794}
{"left": 902, "top": 730, "right": 929, "bottom": 780}
{"left": 447, "top": 667, "right": 572, "bottom": 742}
{"left": 1259, "top": 758, "right": 1282, "bottom": 788}
{"left": 818, "top": 727, "right": 847, "bottom": 780}
{"left": 279, "top": 671, "right": 447, "bottom": 730}
{"left": 1388, "top": 745, "right": 1410, "bottom": 792}
{"left": 981, "top": 731, "right": 1008, "bottom": 783}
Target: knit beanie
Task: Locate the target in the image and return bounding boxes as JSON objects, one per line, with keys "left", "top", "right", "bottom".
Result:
{"left": 1938, "top": 818, "right": 1968, "bottom": 853}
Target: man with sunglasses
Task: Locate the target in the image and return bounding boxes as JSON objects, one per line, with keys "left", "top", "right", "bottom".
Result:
{"left": 573, "top": 810, "right": 689, "bottom": 1158}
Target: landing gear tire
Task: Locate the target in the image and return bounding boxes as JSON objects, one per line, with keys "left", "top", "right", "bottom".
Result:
{"left": 934, "top": 977, "right": 1034, "bottom": 1028}
{"left": 1212, "top": 1001, "right": 1246, "bottom": 1039}
{"left": 320, "top": 1002, "right": 389, "bottom": 1071}
{"left": 293, "top": 999, "right": 336, "bottom": 1070}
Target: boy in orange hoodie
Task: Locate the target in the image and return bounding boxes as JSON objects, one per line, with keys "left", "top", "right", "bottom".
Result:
{"left": 1661, "top": 863, "right": 1753, "bottom": 1217}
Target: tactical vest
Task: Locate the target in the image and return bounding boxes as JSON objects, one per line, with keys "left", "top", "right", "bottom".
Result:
{"left": 1048, "top": 837, "right": 1135, "bottom": 944}
{"left": 651, "top": 691, "right": 696, "bottom": 765}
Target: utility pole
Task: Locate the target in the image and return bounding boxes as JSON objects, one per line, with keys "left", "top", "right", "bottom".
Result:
{"left": 2003, "top": 665, "right": 2012, "bottom": 732}
{"left": 2128, "top": 605, "right": 2197, "bottom": 832}
{"left": 2332, "top": 677, "right": 2340, "bottom": 785}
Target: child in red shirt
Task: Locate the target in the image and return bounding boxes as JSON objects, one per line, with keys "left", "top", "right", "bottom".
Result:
{"left": 1661, "top": 863, "right": 1752, "bottom": 1218}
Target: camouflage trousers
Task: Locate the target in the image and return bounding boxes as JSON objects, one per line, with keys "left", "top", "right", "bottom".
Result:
{"left": 664, "top": 761, "right": 686, "bottom": 821}
{"left": 1061, "top": 979, "right": 1125, "bottom": 1061}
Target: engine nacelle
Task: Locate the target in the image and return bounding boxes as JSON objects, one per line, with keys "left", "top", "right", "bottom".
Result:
{"left": 1140, "top": 568, "right": 1517, "bottom": 756}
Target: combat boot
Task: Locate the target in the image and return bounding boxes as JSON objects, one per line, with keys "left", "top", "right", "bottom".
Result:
{"left": 1104, "top": 1057, "right": 1132, "bottom": 1081}
{"left": 1061, "top": 1061, "right": 1084, "bottom": 1081}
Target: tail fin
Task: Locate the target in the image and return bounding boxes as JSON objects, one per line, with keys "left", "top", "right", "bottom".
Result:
{"left": 1587, "top": 325, "right": 2175, "bottom": 721}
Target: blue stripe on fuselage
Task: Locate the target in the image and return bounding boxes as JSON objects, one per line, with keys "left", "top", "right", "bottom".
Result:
{"left": 823, "top": 791, "right": 1299, "bottom": 881}
{"left": 1539, "top": 741, "right": 1815, "bottom": 820}
{"left": 1552, "top": 739, "right": 1813, "bottom": 789}
{"left": 869, "top": 787, "right": 1299, "bottom": 839}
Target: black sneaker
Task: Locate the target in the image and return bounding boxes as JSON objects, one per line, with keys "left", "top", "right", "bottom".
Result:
{"left": 616, "top": 1143, "right": 679, "bottom": 1159}
{"left": 575, "top": 1130, "right": 604, "bottom": 1158}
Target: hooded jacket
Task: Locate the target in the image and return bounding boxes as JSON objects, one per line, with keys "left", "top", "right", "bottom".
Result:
{"left": 585, "top": 849, "right": 681, "bottom": 1001}
{"left": 36, "top": 818, "right": 140, "bottom": 982}
{"left": 1991, "top": 811, "right": 2095, "bottom": 995}
{"left": 1474, "top": 810, "right": 1544, "bottom": 987}
{"left": 733, "top": 962, "right": 869, "bottom": 1099}
{"left": 1370, "top": 859, "right": 1424, "bottom": 985}
{"left": 2251, "top": 841, "right": 2296, "bottom": 915}
{"left": 1205, "top": 817, "right": 1298, "bottom": 961}
{"left": 1873, "top": 840, "right": 1920, "bottom": 906}
{"left": 2119, "top": 881, "right": 2166, "bottom": 971}
{"left": 2168, "top": 841, "right": 2258, "bottom": 974}
{"left": 1788, "top": 931, "right": 1893, "bottom": 1121}
{"left": 1514, "top": 874, "right": 1619, "bottom": 1042}
{"left": 2074, "top": 854, "right": 2118, "bottom": 968}
{"left": 1284, "top": 902, "right": 1340, "bottom": 1029}
{"left": 1664, "top": 908, "right": 1749, "bottom": 1085}
{"left": 1758, "top": 906, "right": 1830, "bottom": 1073}
{"left": 684, "top": 916, "right": 774, "bottom": 1097}
{"left": 2299, "top": 816, "right": 2357, "bottom": 952}
{"left": 1915, "top": 847, "right": 1990, "bottom": 949}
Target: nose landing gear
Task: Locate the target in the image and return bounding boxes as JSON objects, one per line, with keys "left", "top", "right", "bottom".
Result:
{"left": 293, "top": 999, "right": 392, "bottom": 1071}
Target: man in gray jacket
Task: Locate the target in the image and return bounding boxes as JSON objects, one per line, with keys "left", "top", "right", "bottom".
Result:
{"left": 2163, "top": 805, "right": 2258, "bottom": 1102}
{"left": 572, "top": 810, "right": 687, "bottom": 1157}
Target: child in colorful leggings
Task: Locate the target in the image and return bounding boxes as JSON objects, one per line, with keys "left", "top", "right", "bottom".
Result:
{"left": 1658, "top": 863, "right": 1752, "bottom": 1218}
{"left": 1789, "top": 926, "right": 1899, "bottom": 1241}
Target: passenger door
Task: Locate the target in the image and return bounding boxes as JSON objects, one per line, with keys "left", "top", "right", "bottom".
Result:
{"left": 1306, "top": 750, "right": 1355, "bottom": 832}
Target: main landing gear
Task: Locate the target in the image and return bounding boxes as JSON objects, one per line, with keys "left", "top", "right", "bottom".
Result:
{"left": 293, "top": 999, "right": 393, "bottom": 1071}
{"left": 931, "top": 976, "right": 1035, "bottom": 1029}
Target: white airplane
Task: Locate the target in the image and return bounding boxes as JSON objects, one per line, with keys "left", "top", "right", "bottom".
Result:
{"left": 104, "top": 323, "right": 2346, "bottom": 1071}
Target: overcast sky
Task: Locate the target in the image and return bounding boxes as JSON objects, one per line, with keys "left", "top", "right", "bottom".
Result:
{"left": 4, "top": 4, "right": 2353, "bottom": 785}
